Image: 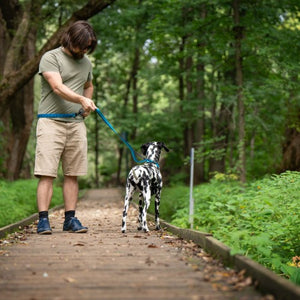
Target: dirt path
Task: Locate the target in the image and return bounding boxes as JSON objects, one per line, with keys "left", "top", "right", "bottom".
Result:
{"left": 0, "top": 188, "right": 269, "bottom": 300}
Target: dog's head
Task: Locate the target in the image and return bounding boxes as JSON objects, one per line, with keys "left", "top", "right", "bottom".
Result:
{"left": 141, "top": 142, "right": 169, "bottom": 162}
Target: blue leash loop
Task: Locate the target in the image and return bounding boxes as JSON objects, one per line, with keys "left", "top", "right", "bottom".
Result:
{"left": 37, "top": 108, "right": 85, "bottom": 119}
{"left": 95, "top": 108, "right": 159, "bottom": 168}
{"left": 38, "top": 113, "right": 77, "bottom": 118}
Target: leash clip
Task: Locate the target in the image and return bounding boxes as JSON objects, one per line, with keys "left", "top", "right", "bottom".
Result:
{"left": 75, "top": 108, "right": 85, "bottom": 119}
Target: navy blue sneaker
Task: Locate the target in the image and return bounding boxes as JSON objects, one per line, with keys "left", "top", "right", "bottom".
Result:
{"left": 37, "top": 218, "right": 52, "bottom": 234}
{"left": 63, "top": 217, "right": 88, "bottom": 233}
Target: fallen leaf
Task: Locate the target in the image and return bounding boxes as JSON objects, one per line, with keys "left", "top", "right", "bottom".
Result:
{"left": 202, "top": 256, "right": 213, "bottom": 262}
{"left": 234, "top": 276, "right": 252, "bottom": 290}
{"left": 73, "top": 242, "right": 85, "bottom": 246}
{"left": 145, "top": 256, "right": 155, "bottom": 266}
{"left": 161, "top": 235, "right": 175, "bottom": 239}
{"left": 134, "top": 235, "right": 146, "bottom": 239}
{"left": 64, "top": 277, "right": 76, "bottom": 283}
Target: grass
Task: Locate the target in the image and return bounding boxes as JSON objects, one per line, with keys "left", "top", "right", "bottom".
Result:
{"left": 0, "top": 179, "right": 63, "bottom": 228}
{"left": 149, "top": 171, "right": 300, "bottom": 285}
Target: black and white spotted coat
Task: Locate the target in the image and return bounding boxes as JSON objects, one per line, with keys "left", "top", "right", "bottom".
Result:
{"left": 121, "top": 142, "right": 169, "bottom": 233}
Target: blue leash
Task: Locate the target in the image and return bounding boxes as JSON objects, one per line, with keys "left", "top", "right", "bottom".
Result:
{"left": 38, "top": 113, "right": 77, "bottom": 118}
{"left": 37, "top": 108, "right": 159, "bottom": 168}
{"left": 37, "top": 108, "right": 85, "bottom": 119}
{"left": 95, "top": 108, "right": 159, "bottom": 168}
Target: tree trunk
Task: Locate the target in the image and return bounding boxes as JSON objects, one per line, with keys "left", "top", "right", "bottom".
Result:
{"left": 178, "top": 35, "right": 192, "bottom": 182}
{"left": 0, "top": 0, "right": 39, "bottom": 180}
{"left": 116, "top": 45, "right": 141, "bottom": 184}
{"left": 116, "top": 0, "right": 143, "bottom": 184}
{"left": 0, "top": 0, "right": 116, "bottom": 180}
{"left": 209, "top": 101, "right": 231, "bottom": 175}
{"left": 193, "top": 61, "right": 205, "bottom": 183}
{"left": 233, "top": 0, "right": 246, "bottom": 183}
{"left": 282, "top": 123, "right": 300, "bottom": 171}
{"left": 116, "top": 64, "right": 133, "bottom": 184}
{"left": 194, "top": 4, "right": 206, "bottom": 183}
{"left": 281, "top": 76, "right": 300, "bottom": 171}
{"left": 178, "top": 36, "right": 186, "bottom": 117}
{"left": 130, "top": 47, "right": 140, "bottom": 143}
{"left": 0, "top": 0, "right": 117, "bottom": 116}
{"left": 184, "top": 55, "right": 194, "bottom": 157}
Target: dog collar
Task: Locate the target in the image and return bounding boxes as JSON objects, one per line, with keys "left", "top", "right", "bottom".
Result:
{"left": 145, "top": 159, "right": 159, "bottom": 168}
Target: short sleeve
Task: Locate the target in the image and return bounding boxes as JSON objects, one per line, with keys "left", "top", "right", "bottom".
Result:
{"left": 87, "top": 71, "right": 93, "bottom": 82}
{"left": 87, "top": 60, "right": 93, "bottom": 81}
{"left": 39, "top": 52, "right": 60, "bottom": 75}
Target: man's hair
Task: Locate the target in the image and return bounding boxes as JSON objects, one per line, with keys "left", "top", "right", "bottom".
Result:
{"left": 61, "top": 20, "right": 97, "bottom": 54}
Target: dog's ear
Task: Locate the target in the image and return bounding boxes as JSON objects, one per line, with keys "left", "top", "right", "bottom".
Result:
{"left": 163, "top": 143, "right": 170, "bottom": 152}
{"left": 158, "top": 142, "right": 169, "bottom": 152}
{"left": 141, "top": 143, "right": 150, "bottom": 155}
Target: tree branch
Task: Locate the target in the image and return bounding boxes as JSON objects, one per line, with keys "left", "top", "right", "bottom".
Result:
{"left": 0, "top": 0, "right": 116, "bottom": 115}
{"left": 3, "top": 2, "right": 31, "bottom": 76}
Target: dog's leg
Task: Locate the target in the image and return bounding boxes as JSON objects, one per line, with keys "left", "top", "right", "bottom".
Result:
{"left": 141, "top": 187, "right": 151, "bottom": 232}
{"left": 154, "top": 187, "right": 162, "bottom": 230}
{"left": 121, "top": 183, "right": 135, "bottom": 233}
{"left": 137, "top": 192, "right": 143, "bottom": 230}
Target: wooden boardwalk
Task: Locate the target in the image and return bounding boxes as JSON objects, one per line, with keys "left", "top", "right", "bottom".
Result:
{"left": 0, "top": 189, "right": 268, "bottom": 300}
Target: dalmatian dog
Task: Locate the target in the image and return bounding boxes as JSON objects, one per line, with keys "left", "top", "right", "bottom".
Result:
{"left": 121, "top": 142, "right": 169, "bottom": 233}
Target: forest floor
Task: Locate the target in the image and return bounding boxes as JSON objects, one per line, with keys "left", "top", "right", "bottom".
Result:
{"left": 0, "top": 188, "right": 274, "bottom": 300}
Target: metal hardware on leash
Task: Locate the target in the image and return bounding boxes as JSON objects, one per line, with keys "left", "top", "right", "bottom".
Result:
{"left": 75, "top": 108, "right": 85, "bottom": 119}
{"left": 95, "top": 107, "right": 159, "bottom": 168}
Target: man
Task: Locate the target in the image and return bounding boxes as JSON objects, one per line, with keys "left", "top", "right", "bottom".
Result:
{"left": 34, "top": 21, "right": 97, "bottom": 234}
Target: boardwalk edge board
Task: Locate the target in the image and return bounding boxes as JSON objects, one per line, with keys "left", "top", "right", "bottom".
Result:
{"left": 0, "top": 204, "right": 64, "bottom": 239}
{"left": 146, "top": 214, "right": 300, "bottom": 300}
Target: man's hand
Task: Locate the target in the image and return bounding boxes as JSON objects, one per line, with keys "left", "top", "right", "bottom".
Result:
{"left": 80, "top": 97, "right": 97, "bottom": 117}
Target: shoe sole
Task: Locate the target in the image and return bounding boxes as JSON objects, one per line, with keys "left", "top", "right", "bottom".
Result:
{"left": 63, "top": 229, "right": 88, "bottom": 233}
{"left": 38, "top": 230, "right": 52, "bottom": 235}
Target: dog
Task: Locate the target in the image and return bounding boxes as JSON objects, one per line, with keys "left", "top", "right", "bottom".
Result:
{"left": 121, "top": 142, "right": 169, "bottom": 233}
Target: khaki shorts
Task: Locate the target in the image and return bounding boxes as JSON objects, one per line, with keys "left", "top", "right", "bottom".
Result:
{"left": 34, "top": 118, "right": 87, "bottom": 178}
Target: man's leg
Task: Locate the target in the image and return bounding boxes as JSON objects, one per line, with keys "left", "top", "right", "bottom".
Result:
{"left": 63, "top": 175, "right": 78, "bottom": 211}
{"left": 37, "top": 176, "right": 54, "bottom": 234}
{"left": 37, "top": 176, "right": 54, "bottom": 211}
{"left": 63, "top": 175, "right": 88, "bottom": 233}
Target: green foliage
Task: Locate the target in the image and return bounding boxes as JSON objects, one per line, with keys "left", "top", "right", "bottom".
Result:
{"left": 149, "top": 185, "right": 189, "bottom": 221}
{"left": 87, "top": 0, "right": 300, "bottom": 185}
{"left": 14, "top": 0, "right": 297, "bottom": 186}
{"left": 158, "top": 171, "right": 300, "bottom": 285}
{"left": 190, "top": 137, "right": 227, "bottom": 164}
{"left": 281, "top": 264, "right": 300, "bottom": 285}
{"left": 0, "top": 179, "right": 63, "bottom": 228}
{"left": 11, "top": 0, "right": 297, "bottom": 187}
{"left": 0, "top": 121, "right": 4, "bottom": 174}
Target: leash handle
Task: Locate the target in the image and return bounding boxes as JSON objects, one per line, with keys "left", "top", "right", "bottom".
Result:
{"left": 95, "top": 108, "right": 159, "bottom": 168}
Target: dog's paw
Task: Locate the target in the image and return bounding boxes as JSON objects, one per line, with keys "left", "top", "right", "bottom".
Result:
{"left": 155, "top": 225, "right": 161, "bottom": 231}
{"left": 137, "top": 226, "right": 142, "bottom": 231}
{"left": 121, "top": 229, "right": 126, "bottom": 233}
{"left": 143, "top": 228, "right": 149, "bottom": 233}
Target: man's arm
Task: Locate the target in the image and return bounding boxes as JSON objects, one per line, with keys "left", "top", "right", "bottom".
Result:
{"left": 42, "top": 71, "right": 96, "bottom": 114}
{"left": 83, "top": 81, "right": 94, "bottom": 99}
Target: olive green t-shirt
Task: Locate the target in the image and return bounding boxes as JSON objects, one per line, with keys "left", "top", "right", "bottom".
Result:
{"left": 38, "top": 47, "right": 93, "bottom": 122}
